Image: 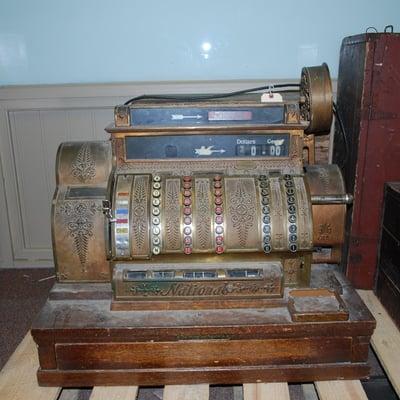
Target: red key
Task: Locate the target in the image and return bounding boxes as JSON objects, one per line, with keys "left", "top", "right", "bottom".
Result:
{"left": 184, "top": 246, "right": 192, "bottom": 255}
{"left": 215, "top": 206, "right": 223, "bottom": 215}
{"left": 216, "top": 245, "right": 224, "bottom": 254}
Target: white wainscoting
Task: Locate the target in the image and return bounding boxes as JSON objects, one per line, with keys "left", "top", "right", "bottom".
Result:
{"left": 0, "top": 79, "right": 336, "bottom": 268}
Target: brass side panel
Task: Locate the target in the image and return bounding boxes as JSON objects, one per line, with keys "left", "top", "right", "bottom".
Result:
{"left": 224, "top": 177, "right": 260, "bottom": 252}
{"left": 193, "top": 177, "right": 214, "bottom": 252}
{"left": 130, "top": 175, "right": 151, "bottom": 258}
{"left": 53, "top": 198, "right": 110, "bottom": 281}
{"left": 162, "top": 178, "right": 182, "bottom": 252}
{"left": 53, "top": 141, "right": 113, "bottom": 282}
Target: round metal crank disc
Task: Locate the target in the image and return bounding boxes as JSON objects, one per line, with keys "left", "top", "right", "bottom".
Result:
{"left": 300, "top": 63, "right": 333, "bottom": 133}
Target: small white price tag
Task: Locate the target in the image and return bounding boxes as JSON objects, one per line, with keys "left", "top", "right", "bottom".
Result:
{"left": 261, "top": 92, "right": 283, "bottom": 103}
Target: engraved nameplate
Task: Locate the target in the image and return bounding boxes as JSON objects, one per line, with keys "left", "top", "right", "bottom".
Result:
{"left": 113, "top": 262, "right": 283, "bottom": 301}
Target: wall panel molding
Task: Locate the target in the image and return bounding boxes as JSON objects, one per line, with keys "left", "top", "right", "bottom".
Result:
{"left": 0, "top": 79, "right": 336, "bottom": 268}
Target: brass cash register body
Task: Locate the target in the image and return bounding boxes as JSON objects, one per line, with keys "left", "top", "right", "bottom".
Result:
{"left": 32, "top": 65, "right": 375, "bottom": 386}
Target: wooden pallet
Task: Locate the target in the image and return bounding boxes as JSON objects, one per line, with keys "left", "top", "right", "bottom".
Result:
{"left": 0, "top": 291, "right": 398, "bottom": 400}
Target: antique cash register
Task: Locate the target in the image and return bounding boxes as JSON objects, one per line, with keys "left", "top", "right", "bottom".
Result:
{"left": 32, "top": 65, "right": 375, "bottom": 386}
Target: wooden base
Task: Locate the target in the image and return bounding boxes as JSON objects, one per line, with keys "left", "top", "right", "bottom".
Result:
{"left": 37, "top": 363, "right": 370, "bottom": 387}
{"left": 31, "top": 265, "right": 376, "bottom": 387}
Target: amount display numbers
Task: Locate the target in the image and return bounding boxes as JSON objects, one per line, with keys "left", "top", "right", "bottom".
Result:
{"left": 236, "top": 144, "right": 283, "bottom": 157}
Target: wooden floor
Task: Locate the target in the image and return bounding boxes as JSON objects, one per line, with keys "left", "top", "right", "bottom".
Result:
{"left": 0, "top": 290, "right": 398, "bottom": 400}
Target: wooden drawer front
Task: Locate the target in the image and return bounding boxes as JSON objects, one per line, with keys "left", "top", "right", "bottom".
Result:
{"left": 55, "top": 337, "right": 352, "bottom": 370}
{"left": 383, "top": 184, "right": 400, "bottom": 240}
{"left": 379, "top": 228, "right": 400, "bottom": 279}
{"left": 376, "top": 268, "right": 400, "bottom": 329}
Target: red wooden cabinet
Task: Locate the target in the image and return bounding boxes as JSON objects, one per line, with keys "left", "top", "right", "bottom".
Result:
{"left": 333, "top": 33, "right": 400, "bottom": 289}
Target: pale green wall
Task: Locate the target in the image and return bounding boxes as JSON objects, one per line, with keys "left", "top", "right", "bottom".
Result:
{"left": 0, "top": 0, "right": 399, "bottom": 85}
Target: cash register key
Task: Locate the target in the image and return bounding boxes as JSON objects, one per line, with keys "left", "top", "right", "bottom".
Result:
{"left": 184, "top": 216, "right": 192, "bottom": 225}
{"left": 285, "top": 180, "right": 294, "bottom": 188}
{"left": 214, "top": 188, "right": 222, "bottom": 196}
{"left": 216, "top": 245, "right": 224, "bottom": 254}
{"left": 215, "top": 225, "right": 224, "bottom": 235}
{"left": 289, "top": 243, "right": 298, "bottom": 252}
{"left": 184, "top": 246, "right": 192, "bottom": 255}
{"left": 215, "top": 215, "right": 223, "bottom": 224}
{"left": 152, "top": 226, "right": 161, "bottom": 235}
{"left": 152, "top": 198, "right": 160, "bottom": 206}
{"left": 153, "top": 175, "right": 161, "bottom": 182}
{"left": 152, "top": 216, "right": 160, "bottom": 225}
{"left": 183, "top": 176, "right": 192, "bottom": 182}
{"left": 263, "top": 235, "right": 271, "bottom": 243}
{"left": 183, "top": 182, "right": 192, "bottom": 189}
{"left": 263, "top": 215, "right": 271, "bottom": 224}
{"left": 184, "top": 207, "right": 192, "bottom": 215}
{"left": 264, "top": 244, "right": 272, "bottom": 253}
{"left": 262, "top": 206, "right": 270, "bottom": 214}
{"left": 183, "top": 197, "right": 192, "bottom": 206}
{"left": 152, "top": 246, "right": 161, "bottom": 255}
{"left": 184, "top": 236, "right": 192, "bottom": 245}
{"left": 216, "top": 235, "right": 223, "bottom": 245}
{"left": 261, "top": 189, "right": 269, "bottom": 196}
{"left": 152, "top": 189, "right": 160, "bottom": 198}
{"left": 262, "top": 205, "right": 270, "bottom": 214}
{"left": 152, "top": 208, "right": 160, "bottom": 216}
{"left": 215, "top": 197, "right": 223, "bottom": 206}
{"left": 183, "top": 189, "right": 191, "bottom": 197}
{"left": 215, "top": 206, "right": 223, "bottom": 215}
{"left": 288, "top": 205, "right": 296, "bottom": 214}
{"left": 183, "top": 226, "right": 192, "bottom": 235}
{"left": 287, "top": 196, "right": 295, "bottom": 204}
{"left": 153, "top": 182, "right": 161, "bottom": 190}
{"left": 214, "top": 175, "right": 222, "bottom": 181}
{"left": 214, "top": 181, "right": 222, "bottom": 189}
{"left": 289, "top": 224, "right": 297, "bottom": 233}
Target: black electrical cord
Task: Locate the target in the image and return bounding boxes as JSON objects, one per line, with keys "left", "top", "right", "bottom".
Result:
{"left": 333, "top": 101, "right": 349, "bottom": 168}
{"left": 124, "top": 83, "right": 300, "bottom": 105}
